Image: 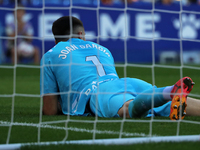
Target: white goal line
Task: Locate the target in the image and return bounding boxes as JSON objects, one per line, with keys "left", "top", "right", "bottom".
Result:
{"left": 0, "top": 121, "right": 151, "bottom": 137}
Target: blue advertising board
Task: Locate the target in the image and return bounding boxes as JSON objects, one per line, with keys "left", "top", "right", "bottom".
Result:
{"left": 0, "top": 3, "right": 200, "bottom": 63}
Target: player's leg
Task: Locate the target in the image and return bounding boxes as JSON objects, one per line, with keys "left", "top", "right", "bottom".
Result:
{"left": 115, "top": 78, "right": 173, "bottom": 118}
{"left": 11, "top": 47, "right": 14, "bottom": 63}
{"left": 128, "top": 86, "right": 173, "bottom": 118}
{"left": 118, "top": 100, "right": 132, "bottom": 118}
{"left": 128, "top": 77, "right": 194, "bottom": 119}
{"left": 116, "top": 78, "right": 173, "bottom": 118}
{"left": 146, "top": 101, "right": 171, "bottom": 117}
{"left": 147, "top": 96, "right": 200, "bottom": 117}
{"left": 185, "top": 97, "right": 200, "bottom": 116}
{"left": 11, "top": 47, "right": 19, "bottom": 64}
{"left": 33, "top": 46, "right": 40, "bottom": 64}
{"left": 117, "top": 87, "right": 199, "bottom": 119}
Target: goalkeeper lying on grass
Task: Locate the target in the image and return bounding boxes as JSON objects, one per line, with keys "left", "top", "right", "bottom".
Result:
{"left": 40, "top": 16, "right": 200, "bottom": 120}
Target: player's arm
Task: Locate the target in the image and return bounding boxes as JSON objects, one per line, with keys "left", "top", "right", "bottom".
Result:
{"left": 40, "top": 55, "right": 62, "bottom": 115}
{"left": 43, "top": 94, "right": 62, "bottom": 115}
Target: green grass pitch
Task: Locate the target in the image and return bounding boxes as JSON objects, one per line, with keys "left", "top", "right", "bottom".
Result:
{"left": 0, "top": 65, "right": 200, "bottom": 150}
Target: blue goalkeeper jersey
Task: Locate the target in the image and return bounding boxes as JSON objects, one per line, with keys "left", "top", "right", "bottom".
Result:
{"left": 40, "top": 38, "right": 119, "bottom": 115}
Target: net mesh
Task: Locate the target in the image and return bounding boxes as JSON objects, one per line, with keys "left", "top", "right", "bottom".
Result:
{"left": 0, "top": 0, "right": 200, "bottom": 148}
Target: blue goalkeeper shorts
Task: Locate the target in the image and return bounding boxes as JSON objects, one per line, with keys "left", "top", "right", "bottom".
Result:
{"left": 89, "top": 77, "right": 153, "bottom": 117}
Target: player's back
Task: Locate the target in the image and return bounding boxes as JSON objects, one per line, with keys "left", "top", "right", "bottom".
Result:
{"left": 41, "top": 38, "right": 118, "bottom": 114}
{"left": 52, "top": 38, "right": 118, "bottom": 91}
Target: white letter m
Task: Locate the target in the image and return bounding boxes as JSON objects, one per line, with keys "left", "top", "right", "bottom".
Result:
{"left": 100, "top": 13, "right": 130, "bottom": 40}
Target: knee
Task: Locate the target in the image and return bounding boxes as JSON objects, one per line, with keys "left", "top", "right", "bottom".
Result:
{"left": 117, "top": 100, "right": 133, "bottom": 118}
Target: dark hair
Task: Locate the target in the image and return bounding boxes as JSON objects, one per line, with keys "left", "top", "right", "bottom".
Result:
{"left": 52, "top": 16, "right": 84, "bottom": 43}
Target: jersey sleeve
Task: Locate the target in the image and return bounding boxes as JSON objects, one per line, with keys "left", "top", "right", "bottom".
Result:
{"left": 40, "top": 54, "right": 58, "bottom": 95}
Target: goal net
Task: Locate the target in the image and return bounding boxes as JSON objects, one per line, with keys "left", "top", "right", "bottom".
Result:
{"left": 0, "top": 0, "right": 200, "bottom": 149}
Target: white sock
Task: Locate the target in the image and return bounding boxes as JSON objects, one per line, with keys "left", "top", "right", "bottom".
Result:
{"left": 163, "top": 85, "right": 174, "bottom": 100}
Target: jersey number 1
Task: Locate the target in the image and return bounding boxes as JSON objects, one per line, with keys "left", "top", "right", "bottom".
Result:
{"left": 86, "top": 56, "right": 106, "bottom": 77}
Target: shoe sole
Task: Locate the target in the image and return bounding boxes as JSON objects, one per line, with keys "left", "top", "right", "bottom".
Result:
{"left": 170, "top": 95, "right": 187, "bottom": 120}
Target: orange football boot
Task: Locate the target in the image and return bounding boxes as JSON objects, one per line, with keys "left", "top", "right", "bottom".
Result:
{"left": 169, "top": 77, "right": 195, "bottom": 120}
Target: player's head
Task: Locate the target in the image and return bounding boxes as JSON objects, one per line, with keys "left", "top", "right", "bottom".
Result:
{"left": 52, "top": 16, "right": 85, "bottom": 44}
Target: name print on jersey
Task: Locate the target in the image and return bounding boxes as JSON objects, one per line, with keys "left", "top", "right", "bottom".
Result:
{"left": 58, "top": 43, "right": 110, "bottom": 59}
